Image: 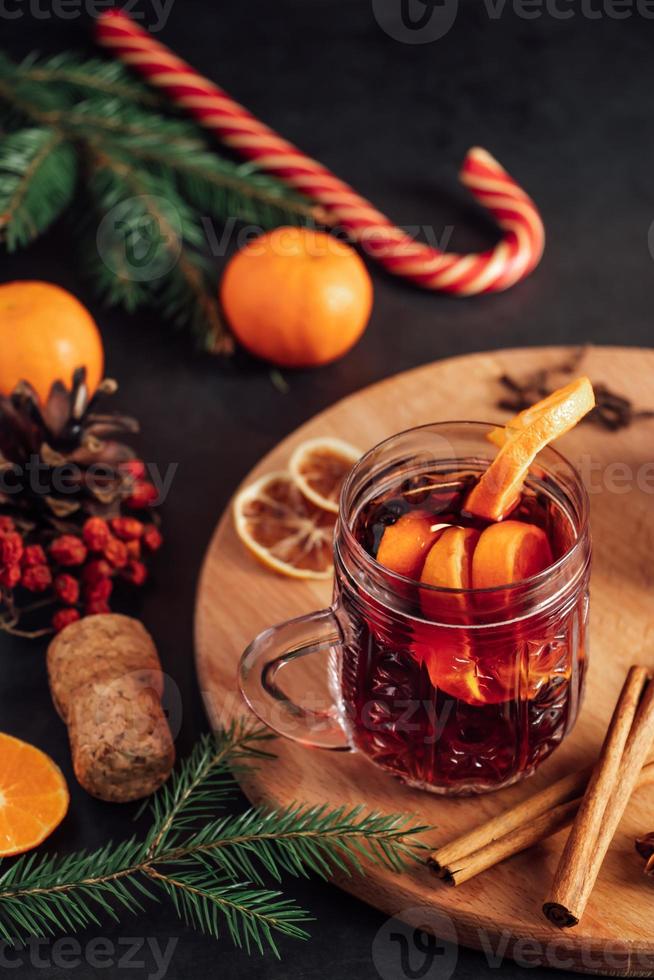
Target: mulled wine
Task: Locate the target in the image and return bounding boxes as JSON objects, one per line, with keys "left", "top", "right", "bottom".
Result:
{"left": 334, "top": 462, "right": 589, "bottom": 794}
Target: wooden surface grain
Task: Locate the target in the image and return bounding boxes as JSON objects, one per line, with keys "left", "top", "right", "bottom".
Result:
{"left": 195, "top": 346, "right": 654, "bottom": 976}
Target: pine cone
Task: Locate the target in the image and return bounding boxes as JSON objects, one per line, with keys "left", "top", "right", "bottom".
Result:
{"left": 0, "top": 368, "right": 140, "bottom": 525}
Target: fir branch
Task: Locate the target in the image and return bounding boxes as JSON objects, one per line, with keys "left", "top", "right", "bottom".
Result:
{"left": 82, "top": 142, "right": 228, "bottom": 349}
{"left": 0, "top": 127, "right": 77, "bottom": 249}
{"left": 18, "top": 52, "right": 161, "bottom": 106}
{"left": 59, "top": 97, "right": 203, "bottom": 149}
{"left": 145, "top": 723, "right": 276, "bottom": 856}
{"left": 0, "top": 838, "right": 153, "bottom": 943}
{"left": 0, "top": 723, "right": 428, "bottom": 957}
{"left": 166, "top": 804, "right": 428, "bottom": 886}
{"left": 151, "top": 870, "right": 310, "bottom": 956}
{"left": 0, "top": 53, "right": 324, "bottom": 227}
{"left": 68, "top": 98, "right": 322, "bottom": 226}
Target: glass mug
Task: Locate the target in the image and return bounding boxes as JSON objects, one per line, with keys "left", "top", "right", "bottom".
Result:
{"left": 239, "top": 422, "right": 591, "bottom": 795}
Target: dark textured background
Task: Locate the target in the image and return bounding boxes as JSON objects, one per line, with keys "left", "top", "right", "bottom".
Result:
{"left": 2, "top": 1, "right": 653, "bottom": 977}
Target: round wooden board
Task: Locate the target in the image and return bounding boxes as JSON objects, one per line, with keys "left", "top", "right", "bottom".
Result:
{"left": 195, "top": 346, "right": 654, "bottom": 976}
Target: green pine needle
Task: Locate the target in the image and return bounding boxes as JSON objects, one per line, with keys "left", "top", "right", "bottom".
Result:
{"left": 0, "top": 127, "right": 77, "bottom": 249}
{"left": 81, "top": 142, "right": 228, "bottom": 348}
{"left": 18, "top": 52, "right": 162, "bottom": 106}
{"left": 0, "top": 722, "right": 429, "bottom": 957}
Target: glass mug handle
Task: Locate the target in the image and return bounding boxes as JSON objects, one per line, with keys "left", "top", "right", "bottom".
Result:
{"left": 239, "top": 608, "right": 351, "bottom": 750}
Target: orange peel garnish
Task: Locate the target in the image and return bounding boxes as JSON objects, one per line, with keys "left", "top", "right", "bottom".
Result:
{"left": 466, "top": 376, "right": 595, "bottom": 520}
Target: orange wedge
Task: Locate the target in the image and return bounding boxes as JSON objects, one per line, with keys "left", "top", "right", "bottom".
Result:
{"left": 376, "top": 510, "right": 443, "bottom": 579}
{"left": 415, "top": 527, "right": 481, "bottom": 701}
{"left": 289, "top": 437, "right": 361, "bottom": 514}
{"left": 420, "top": 526, "right": 479, "bottom": 592}
{"left": 466, "top": 376, "right": 595, "bottom": 520}
{"left": 233, "top": 472, "right": 336, "bottom": 579}
{"left": 472, "top": 521, "right": 554, "bottom": 589}
{"left": 415, "top": 524, "right": 554, "bottom": 705}
{"left": 0, "top": 733, "right": 69, "bottom": 856}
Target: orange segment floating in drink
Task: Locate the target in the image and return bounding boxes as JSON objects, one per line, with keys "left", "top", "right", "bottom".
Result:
{"left": 376, "top": 510, "right": 442, "bottom": 579}
{"left": 466, "top": 376, "right": 595, "bottom": 521}
{"left": 415, "top": 523, "right": 555, "bottom": 705}
{"left": 415, "top": 526, "right": 483, "bottom": 701}
{"left": 420, "top": 525, "right": 479, "bottom": 593}
{"left": 420, "top": 526, "right": 479, "bottom": 591}
{"left": 472, "top": 521, "right": 554, "bottom": 589}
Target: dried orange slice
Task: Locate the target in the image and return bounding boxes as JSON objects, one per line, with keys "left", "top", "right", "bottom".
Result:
{"left": 466, "top": 376, "right": 595, "bottom": 520}
{"left": 0, "top": 733, "right": 69, "bottom": 856}
{"left": 472, "top": 521, "right": 554, "bottom": 589}
{"left": 234, "top": 472, "right": 336, "bottom": 579}
{"left": 376, "top": 511, "right": 444, "bottom": 579}
{"left": 289, "top": 437, "right": 361, "bottom": 513}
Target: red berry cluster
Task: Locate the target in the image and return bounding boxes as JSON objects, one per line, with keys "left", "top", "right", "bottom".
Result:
{"left": 0, "top": 462, "right": 163, "bottom": 634}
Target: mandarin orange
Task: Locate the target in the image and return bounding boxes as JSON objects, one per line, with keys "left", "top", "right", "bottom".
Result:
{"left": 0, "top": 281, "right": 104, "bottom": 404}
{"left": 0, "top": 732, "right": 69, "bottom": 856}
{"left": 220, "top": 227, "right": 372, "bottom": 367}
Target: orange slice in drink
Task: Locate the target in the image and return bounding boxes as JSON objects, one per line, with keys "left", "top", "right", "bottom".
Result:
{"left": 415, "top": 526, "right": 482, "bottom": 701}
{"left": 0, "top": 733, "right": 69, "bottom": 856}
{"left": 472, "top": 521, "right": 554, "bottom": 589}
{"left": 415, "top": 524, "right": 555, "bottom": 705}
{"left": 289, "top": 437, "right": 361, "bottom": 514}
{"left": 420, "top": 526, "right": 479, "bottom": 593}
{"left": 376, "top": 510, "right": 444, "bottom": 579}
{"left": 234, "top": 472, "right": 336, "bottom": 579}
{"left": 466, "top": 376, "right": 595, "bottom": 520}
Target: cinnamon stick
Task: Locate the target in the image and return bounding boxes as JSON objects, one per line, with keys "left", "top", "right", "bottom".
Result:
{"left": 429, "top": 766, "right": 591, "bottom": 876}
{"left": 430, "top": 761, "right": 654, "bottom": 886}
{"left": 543, "top": 666, "right": 654, "bottom": 928}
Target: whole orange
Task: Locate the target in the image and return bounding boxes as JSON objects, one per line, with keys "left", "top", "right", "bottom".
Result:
{"left": 0, "top": 281, "right": 104, "bottom": 404}
{"left": 220, "top": 227, "right": 373, "bottom": 367}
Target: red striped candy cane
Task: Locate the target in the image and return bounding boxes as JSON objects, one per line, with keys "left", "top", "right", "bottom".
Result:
{"left": 96, "top": 9, "right": 544, "bottom": 295}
